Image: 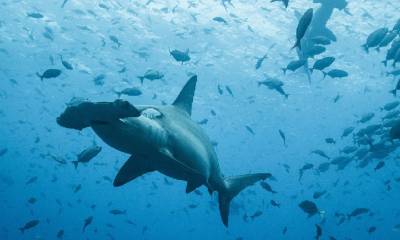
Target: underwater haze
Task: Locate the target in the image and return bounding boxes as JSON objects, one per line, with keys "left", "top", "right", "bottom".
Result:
{"left": 2, "top": 0, "right": 400, "bottom": 239}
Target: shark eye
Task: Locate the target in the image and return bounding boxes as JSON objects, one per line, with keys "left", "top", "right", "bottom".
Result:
{"left": 141, "top": 108, "right": 162, "bottom": 119}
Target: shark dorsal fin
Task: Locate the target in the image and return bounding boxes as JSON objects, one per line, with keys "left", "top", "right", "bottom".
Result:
{"left": 172, "top": 75, "right": 197, "bottom": 116}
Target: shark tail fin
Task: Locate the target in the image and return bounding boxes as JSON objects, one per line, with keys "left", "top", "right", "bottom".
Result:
{"left": 72, "top": 161, "right": 79, "bottom": 169}
{"left": 218, "top": 173, "right": 271, "bottom": 227}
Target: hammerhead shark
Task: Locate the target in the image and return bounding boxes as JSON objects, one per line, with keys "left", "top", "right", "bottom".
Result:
{"left": 57, "top": 75, "right": 271, "bottom": 226}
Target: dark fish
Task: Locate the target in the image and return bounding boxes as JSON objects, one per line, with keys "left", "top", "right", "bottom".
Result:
{"left": 282, "top": 59, "right": 306, "bottom": 74}
{"left": 213, "top": 17, "right": 227, "bottom": 24}
{"left": 61, "top": 0, "right": 69, "bottom": 8}
{"left": 363, "top": 28, "right": 388, "bottom": 53}
{"left": 382, "top": 101, "right": 400, "bottom": 111}
{"left": 333, "top": 94, "right": 342, "bottom": 103}
{"left": 390, "top": 79, "right": 400, "bottom": 96}
{"left": 245, "top": 125, "right": 255, "bottom": 135}
{"left": 310, "top": 57, "right": 335, "bottom": 73}
{"left": 313, "top": 190, "right": 327, "bottom": 199}
{"left": 282, "top": 226, "right": 287, "bottom": 235}
{"left": 315, "top": 224, "right": 322, "bottom": 240}
{"left": 305, "top": 45, "right": 326, "bottom": 58}
{"left": 383, "top": 39, "right": 400, "bottom": 66}
{"left": 82, "top": 216, "right": 93, "bottom": 232}
{"left": 169, "top": 49, "right": 190, "bottom": 63}
{"left": 57, "top": 229, "right": 64, "bottom": 239}
{"left": 311, "top": 150, "right": 330, "bottom": 159}
{"left": 341, "top": 126, "right": 355, "bottom": 138}
{"left": 323, "top": 69, "right": 348, "bottom": 79}
{"left": 137, "top": 70, "right": 164, "bottom": 84}
{"left": 298, "top": 200, "right": 319, "bottom": 217}
{"left": 72, "top": 146, "right": 102, "bottom": 169}
{"left": 271, "top": 0, "right": 289, "bottom": 8}
{"left": 93, "top": 74, "right": 106, "bottom": 86}
{"left": 299, "top": 163, "right": 313, "bottom": 181}
{"left": 73, "top": 184, "right": 81, "bottom": 193}
{"left": 109, "top": 209, "right": 127, "bottom": 215}
{"left": 368, "top": 226, "right": 376, "bottom": 234}
{"left": 250, "top": 210, "right": 263, "bottom": 220}
{"left": 27, "top": 12, "right": 44, "bottom": 19}
{"left": 358, "top": 112, "right": 374, "bottom": 123}
{"left": 255, "top": 54, "right": 268, "bottom": 70}
{"left": 260, "top": 181, "right": 277, "bottom": 193}
{"left": 114, "top": 87, "right": 142, "bottom": 97}
{"left": 270, "top": 200, "right": 280, "bottom": 207}
{"left": 109, "top": 35, "right": 121, "bottom": 47}
{"left": 278, "top": 129, "right": 287, "bottom": 147}
{"left": 19, "top": 220, "right": 39, "bottom": 233}
{"left": 0, "top": 148, "right": 8, "bottom": 157}
{"left": 258, "top": 78, "right": 289, "bottom": 98}
{"left": 374, "top": 161, "right": 385, "bottom": 171}
{"left": 292, "top": 8, "right": 313, "bottom": 50}
{"left": 36, "top": 69, "right": 62, "bottom": 81}
{"left": 348, "top": 208, "right": 369, "bottom": 219}
{"left": 26, "top": 176, "right": 38, "bottom": 185}
{"left": 318, "top": 162, "right": 331, "bottom": 173}
{"left": 225, "top": 86, "right": 234, "bottom": 97}
{"left": 60, "top": 55, "right": 73, "bottom": 70}
{"left": 28, "top": 197, "right": 37, "bottom": 204}
{"left": 325, "top": 138, "right": 336, "bottom": 144}
{"left": 376, "top": 31, "right": 397, "bottom": 51}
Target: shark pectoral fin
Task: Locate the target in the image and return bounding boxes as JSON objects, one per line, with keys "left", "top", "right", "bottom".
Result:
{"left": 186, "top": 181, "right": 203, "bottom": 194}
{"left": 172, "top": 75, "right": 197, "bottom": 116}
{"left": 113, "top": 155, "right": 154, "bottom": 187}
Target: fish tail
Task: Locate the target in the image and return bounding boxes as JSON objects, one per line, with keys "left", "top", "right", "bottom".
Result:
{"left": 376, "top": 47, "right": 380, "bottom": 52}
{"left": 309, "top": 68, "right": 314, "bottom": 74}
{"left": 382, "top": 60, "right": 388, "bottom": 66}
{"left": 281, "top": 68, "right": 287, "bottom": 75}
{"left": 389, "top": 89, "right": 397, "bottom": 96}
{"left": 291, "top": 40, "right": 300, "bottom": 50}
{"left": 72, "top": 161, "right": 79, "bottom": 169}
{"left": 362, "top": 44, "right": 368, "bottom": 53}
{"left": 285, "top": 93, "right": 289, "bottom": 99}
{"left": 36, "top": 72, "right": 43, "bottom": 81}
{"left": 137, "top": 76, "right": 144, "bottom": 84}
{"left": 218, "top": 173, "right": 271, "bottom": 227}
{"left": 322, "top": 71, "right": 327, "bottom": 79}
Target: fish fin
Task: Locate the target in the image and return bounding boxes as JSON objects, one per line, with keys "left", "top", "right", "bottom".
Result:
{"left": 72, "top": 161, "right": 79, "bottom": 169}
{"left": 36, "top": 72, "right": 43, "bottom": 81}
{"left": 291, "top": 40, "right": 300, "bottom": 50}
{"left": 172, "top": 75, "right": 197, "bottom": 116}
{"left": 159, "top": 148, "right": 204, "bottom": 179}
{"left": 137, "top": 76, "right": 144, "bottom": 84}
{"left": 113, "top": 155, "right": 154, "bottom": 187}
{"left": 186, "top": 181, "right": 202, "bottom": 193}
{"left": 218, "top": 173, "right": 271, "bottom": 227}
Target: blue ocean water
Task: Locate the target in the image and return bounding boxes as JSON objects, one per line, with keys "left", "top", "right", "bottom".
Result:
{"left": 1, "top": 0, "right": 400, "bottom": 239}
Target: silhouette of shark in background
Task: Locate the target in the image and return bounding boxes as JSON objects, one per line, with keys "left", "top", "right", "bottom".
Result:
{"left": 297, "top": 0, "right": 349, "bottom": 81}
